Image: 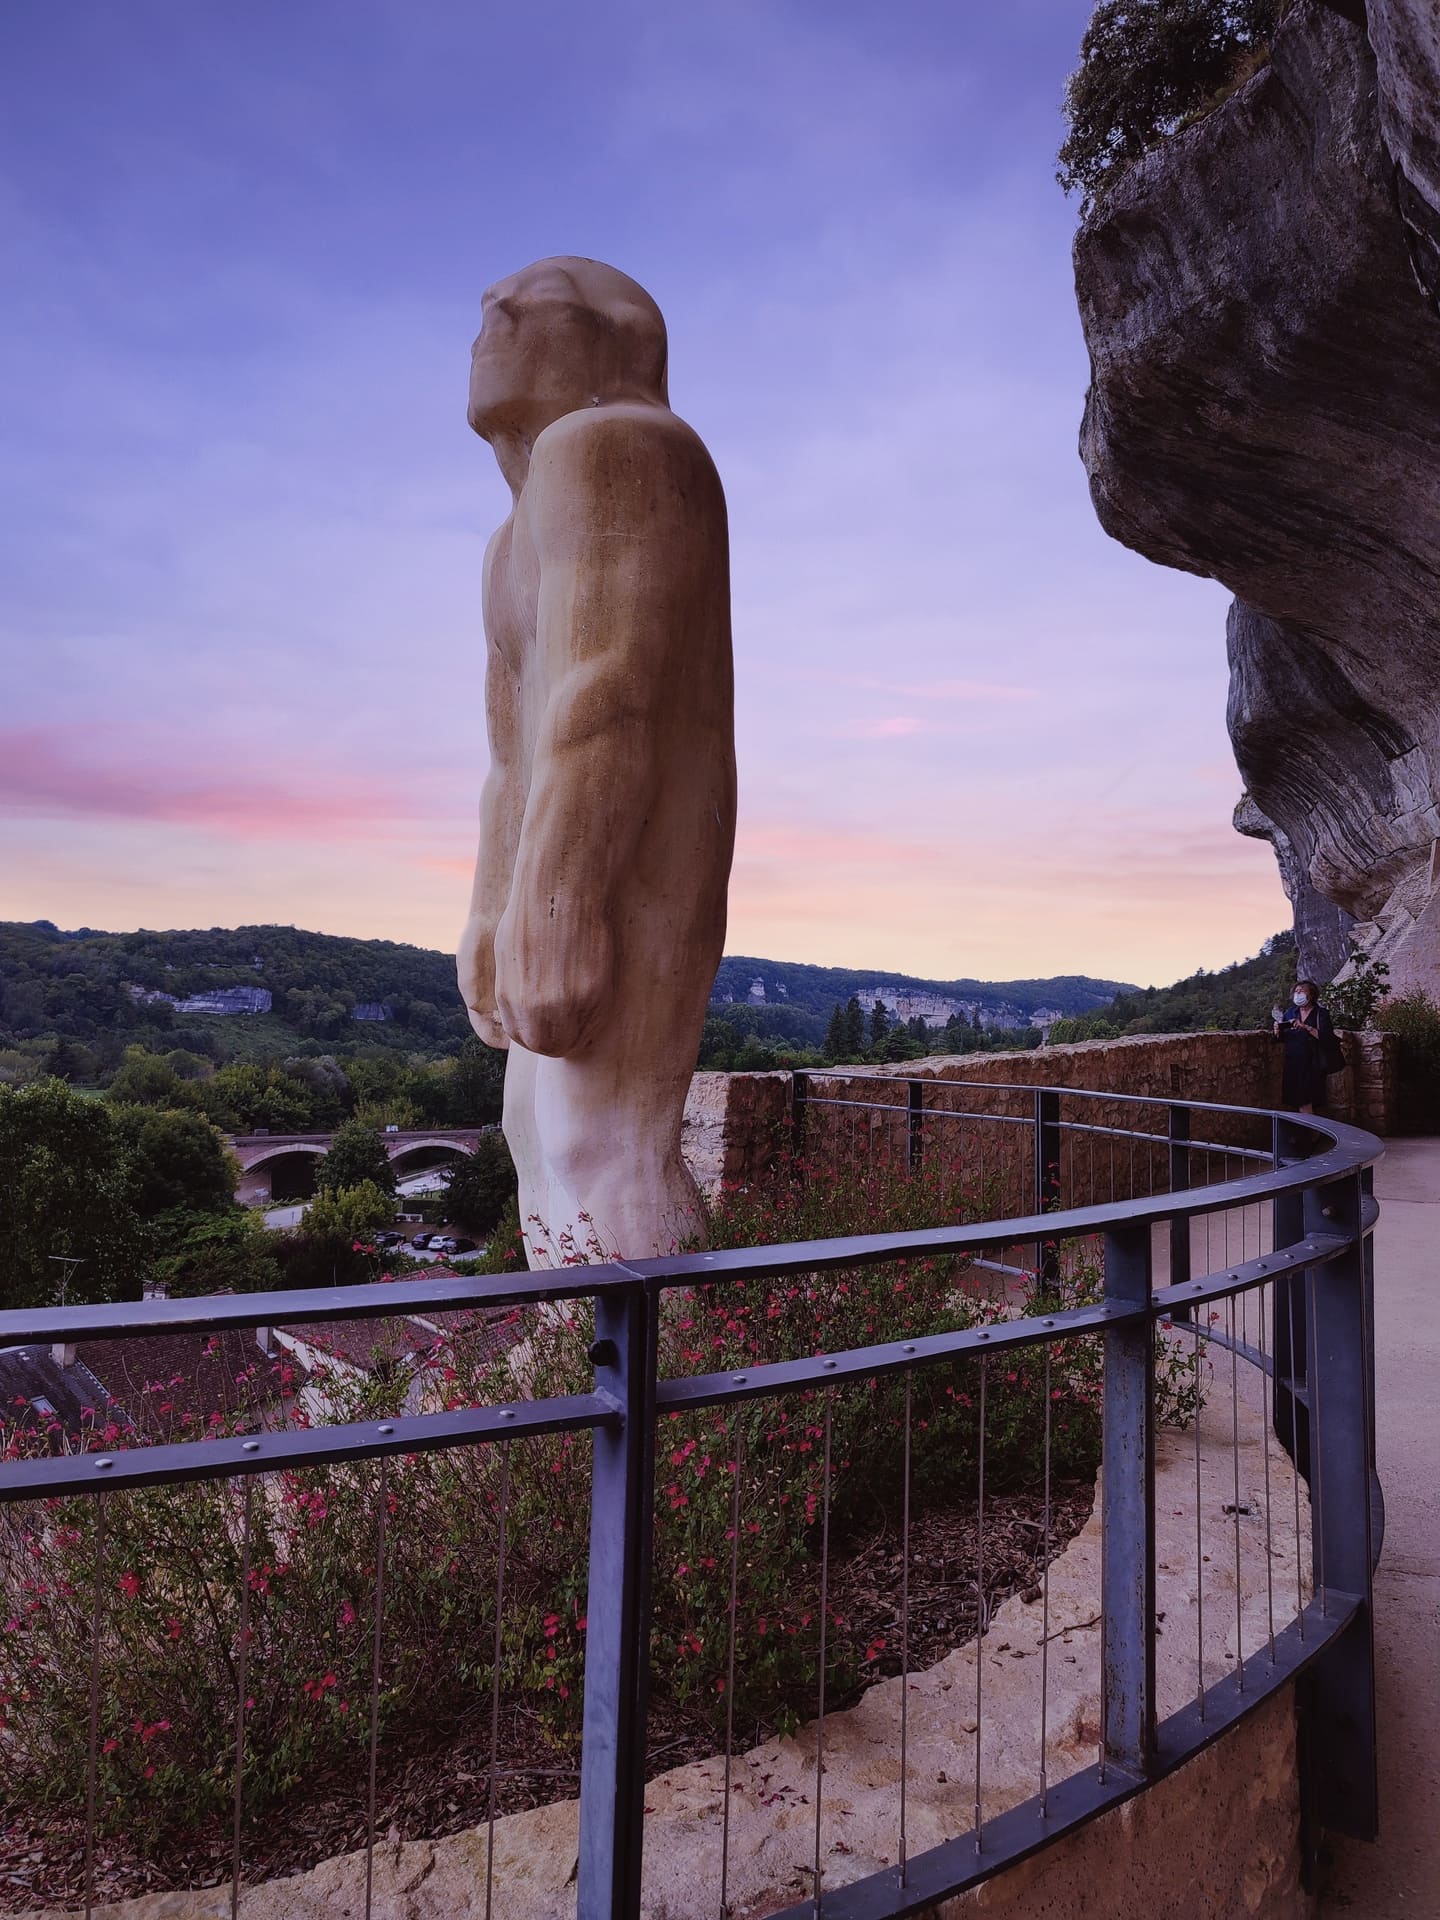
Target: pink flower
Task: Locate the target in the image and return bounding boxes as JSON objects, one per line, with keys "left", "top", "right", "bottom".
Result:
{"left": 118, "top": 1571, "right": 141, "bottom": 1600}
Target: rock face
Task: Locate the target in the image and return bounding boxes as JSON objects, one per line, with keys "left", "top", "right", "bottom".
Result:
{"left": 1232, "top": 791, "right": 1354, "bottom": 984}
{"left": 1074, "top": 0, "right": 1440, "bottom": 997}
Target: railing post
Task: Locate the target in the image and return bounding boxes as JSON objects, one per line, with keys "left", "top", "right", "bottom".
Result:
{"left": 907, "top": 1077, "right": 924, "bottom": 1175}
{"left": 1272, "top": 1117, "right": 1313, "bottom": 1477}
{"left": 1033, "top": 1088, "right": 1061, "bottom": 1284}
{"left": 578, "top": 1283, "right": 656, "bottom": 1917}
{"left": 1101, "top": 1222, "right": 1155, "bottom": 1779}
{"left": 1302, "top": 1169, "right": 1378, "bottom": 1840}
{"left": 790, "top": 1069, "right": 809, "bottom": 1179}
{"left": 1167, "top": 1105, "right": 1191, "bottom": 1319}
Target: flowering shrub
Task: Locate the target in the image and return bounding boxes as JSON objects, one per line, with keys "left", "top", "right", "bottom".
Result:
{"left": 0, "top": 1143, "right": 1200, "bottom": 1842}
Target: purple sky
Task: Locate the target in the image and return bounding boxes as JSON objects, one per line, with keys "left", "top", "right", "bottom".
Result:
{"left": 0, "top": 0, "right": 1286, "bottom": 986}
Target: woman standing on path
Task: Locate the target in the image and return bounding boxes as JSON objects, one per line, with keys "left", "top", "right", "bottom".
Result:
{"left": 1272, "top": 979, "right": 1337, "bottom": 1114}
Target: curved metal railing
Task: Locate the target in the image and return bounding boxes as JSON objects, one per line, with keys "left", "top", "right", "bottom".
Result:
{"left": 0, "top": 1084, "right": 1382, "bottom": 1918}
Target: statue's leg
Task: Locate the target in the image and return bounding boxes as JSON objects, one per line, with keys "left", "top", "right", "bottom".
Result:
{"left": 530, "top": 1040, "right": 707, "bottom": 1262}
{"left": 501, "top": 1044, "right": 569, "bottom": 1268}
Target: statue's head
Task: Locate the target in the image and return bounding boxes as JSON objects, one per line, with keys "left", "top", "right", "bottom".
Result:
{"left": 468, "top": 257, "right": 669, "bottom": 442}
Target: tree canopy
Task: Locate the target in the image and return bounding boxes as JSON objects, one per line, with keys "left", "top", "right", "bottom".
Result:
{"left": 314, "top": 1121, "right": 396, "bottom": 1198}
{"left": 1058, "top": 0, "right": 1281, "bottom": 206}
{"left": 445, "top": 1131, "right": 518, "bottom": 1237}
{"left": 109, "top": 1104, "right": 239, "bottom": 1218}
{"left": 0, "top": 1078, "right": 149, "bottom": 1309}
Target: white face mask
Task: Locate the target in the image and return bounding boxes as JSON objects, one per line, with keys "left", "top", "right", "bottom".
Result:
{"left": 1293, "top": 991, "right": 1309, "bottom": 1007}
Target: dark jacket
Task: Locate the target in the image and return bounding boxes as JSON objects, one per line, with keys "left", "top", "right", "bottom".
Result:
{"left": 1274, "top": 1002, "right": 1335, "bottom": 1107}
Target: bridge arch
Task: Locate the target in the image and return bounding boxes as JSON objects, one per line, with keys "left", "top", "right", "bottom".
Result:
{"left": 388, "top": 1139, "right": 476, "bottom": 1180}
{"left": 236, "top": 1143, "right": 326, "bottom": 1203}
{"left": 237, "top": 1141, "right": 327, "bottom": 1172}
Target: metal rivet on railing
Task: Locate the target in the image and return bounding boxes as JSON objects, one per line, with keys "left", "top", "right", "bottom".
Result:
{"left": 1257, "top": 1261, "right": 1267, "bottom": 1271}
{"left": 732, "top": 1374, "right": 748, "bottom": 1384}
{"left": 499, "top": 1409, "right": 515, "bottom": 1420}
{"left": 978, "top": 1330, "right": 990, "bottom": 1340}
{"left": 378, "top": 1424, "right": 394, "bottom": 1436}
{"left": 241, "top": 1441, "right": 260, "bottom": 1453}
{"left": 1043, "top": 1319, "right": 1054, "bottom": 1329}
{"left": 94, "top": 1458, "right": 113, "bottom": 1471}
{"left": 903, "top": 1344, "right": 916, "bottom": 1354}
{"left": 823, "top": 1359, "right": 837, "bottom": 1370}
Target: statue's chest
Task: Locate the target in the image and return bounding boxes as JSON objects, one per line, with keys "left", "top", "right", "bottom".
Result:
{"left": 482, "top": 518, "right": 541, "bottom": 675}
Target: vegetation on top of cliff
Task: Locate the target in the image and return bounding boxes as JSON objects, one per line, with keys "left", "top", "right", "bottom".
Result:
{"left": 1059, "top": 0, "right": 1282, "bottom": 206}
{"left": 1065, "top": 928, "right": 1299, "bottom": 1036}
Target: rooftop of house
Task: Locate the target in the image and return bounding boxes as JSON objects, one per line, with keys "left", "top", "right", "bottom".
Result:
{"left": 0, "top": 1343, "right": 113, "bottom": 1444}
{"left": 76, "top": 1329, "right": 307, "bottom": 1440}
{"left": 272, "top": 1299, "right": 528, "bottom": 1381}
{"left": 274, "top": 1317, "right": 422, "bottom": 1371}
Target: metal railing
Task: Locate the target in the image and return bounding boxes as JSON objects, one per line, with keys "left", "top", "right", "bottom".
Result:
{"left": 0, "top": 1082, "right": 1382, "bottom": 1918}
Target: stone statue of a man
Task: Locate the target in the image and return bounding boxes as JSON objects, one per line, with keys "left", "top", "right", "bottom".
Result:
{"left": 458, "top": 257, "right": 736, "bottom": 1266}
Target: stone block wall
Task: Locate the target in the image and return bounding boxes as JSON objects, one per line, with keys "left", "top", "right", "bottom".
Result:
{"left": 1341, "top": 1028, "right": 1401, "bottom": 1136}
{"left": 682, "top": 1029, "right": 1399, "bottom": 1209}
{"left": 933, "top": 1686, "right": 1310, "bottom": 1919}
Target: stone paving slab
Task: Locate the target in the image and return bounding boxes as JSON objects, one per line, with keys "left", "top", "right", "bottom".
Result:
{"left": 1319, "top": 1139, "right": 1440, "bottom": 1916}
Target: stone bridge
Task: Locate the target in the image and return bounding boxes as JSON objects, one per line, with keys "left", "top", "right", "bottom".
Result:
{"left": 230, "top": 1128, "right": 487, "bottom": 1202}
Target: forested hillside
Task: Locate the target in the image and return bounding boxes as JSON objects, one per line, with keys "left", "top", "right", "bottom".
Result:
{"left": 1046, "top": 933, "right": 1302, "bottom": 1042}
{"left": 1, "top": 917, "right": 1308, "bottom": 1092}
{"left": 0, "top": 921, "right": 1136, "bottom": 1080}
{"left": 0, "top": 920, "right": 471, "bottom": 1064}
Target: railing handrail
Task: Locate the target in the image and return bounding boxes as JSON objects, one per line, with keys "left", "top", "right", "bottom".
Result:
{"left": 0, "top": 1090, "right": 1381, "bottom": 1348}
{"left": 798, "top": 1062, "right": 1350, "bottom": 1120}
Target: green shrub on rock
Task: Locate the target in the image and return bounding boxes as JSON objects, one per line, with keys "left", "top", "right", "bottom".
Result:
{"left": 1059, "top": 0, "right": 1282, "bottom": 206}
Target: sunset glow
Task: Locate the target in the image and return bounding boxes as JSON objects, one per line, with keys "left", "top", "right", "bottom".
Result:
{"left": 0, "top": 1, "right": 1287, "bottom": 988}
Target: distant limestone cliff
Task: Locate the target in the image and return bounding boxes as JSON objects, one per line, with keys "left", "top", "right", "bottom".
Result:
{"left": 1074, "top": 0, "right": 1440, "bottom": 994}
{"left": 710, "top": 956, "right": 1135, "bottom": 1027}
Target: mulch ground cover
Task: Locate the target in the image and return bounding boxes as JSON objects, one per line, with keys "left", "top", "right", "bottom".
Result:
{"left": 0, "top": 1481, "right": 1092, "bottom": 1911}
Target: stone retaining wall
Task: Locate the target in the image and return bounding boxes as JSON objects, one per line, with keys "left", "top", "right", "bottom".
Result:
{"left": 682, "top": 1030, "right": 1398, "bottom": 1203}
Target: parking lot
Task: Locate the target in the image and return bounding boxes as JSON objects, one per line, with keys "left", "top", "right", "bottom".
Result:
{"left": 377, "top": 1226, "right": 484, "bottom": 1263}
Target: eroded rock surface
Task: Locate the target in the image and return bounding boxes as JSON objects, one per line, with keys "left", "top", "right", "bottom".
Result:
{"left": 1234, "top": 791, "right": 1355, "bottom": 985}
{"left": 1075, "top": 0, "right": 1440, "bottom": 994}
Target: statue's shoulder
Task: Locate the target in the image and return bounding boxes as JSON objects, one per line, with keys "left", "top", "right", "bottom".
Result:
{"left": 531, "top": 403, "right": 718, "bottom": 498}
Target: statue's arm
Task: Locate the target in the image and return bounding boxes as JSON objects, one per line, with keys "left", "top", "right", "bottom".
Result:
{"left": 458, "top": 642, "right": 521, "bottom": 1048}
{"left": 492, "top": 419, "right": 699, "bottom": 1057}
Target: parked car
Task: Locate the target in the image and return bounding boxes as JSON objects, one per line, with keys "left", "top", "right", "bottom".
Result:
{"left": 374, "top": 1230, "right": 404, "bottom": 1249}
{"left": 409, "top": 1233, "right": 434, "bottom": 1251}
{"left": 446, "top": 1237, "right": 478, "bottom": 1255}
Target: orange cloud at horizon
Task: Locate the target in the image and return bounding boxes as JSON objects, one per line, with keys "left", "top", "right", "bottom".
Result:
{"left": 2, "top": 793, "right": 1288, "bottom": 993}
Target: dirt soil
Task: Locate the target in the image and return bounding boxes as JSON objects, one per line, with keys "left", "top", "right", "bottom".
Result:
{"left": 0, "top": 1481, "right": 1092, "bottom": 1912}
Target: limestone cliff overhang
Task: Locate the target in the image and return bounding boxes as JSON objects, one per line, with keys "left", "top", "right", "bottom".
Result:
{"left": 1072, "top": 0, "right": 1440, "bottom": 994}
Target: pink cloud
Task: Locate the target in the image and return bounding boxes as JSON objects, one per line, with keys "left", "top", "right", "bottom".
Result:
{"left": 752, "top": 663, "right": 1036, "bottom": 703}
{"left": 735, "top": 821, "right": 942, "bottom": 873}
{"left": 0, "top": 726, "right": 436, "bottom": 840}
{"left": 893, "top": 678, "right": 1036, "bottom": 702}
{"left": 848, "top": 714, "right": 927, "bottom": 739}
